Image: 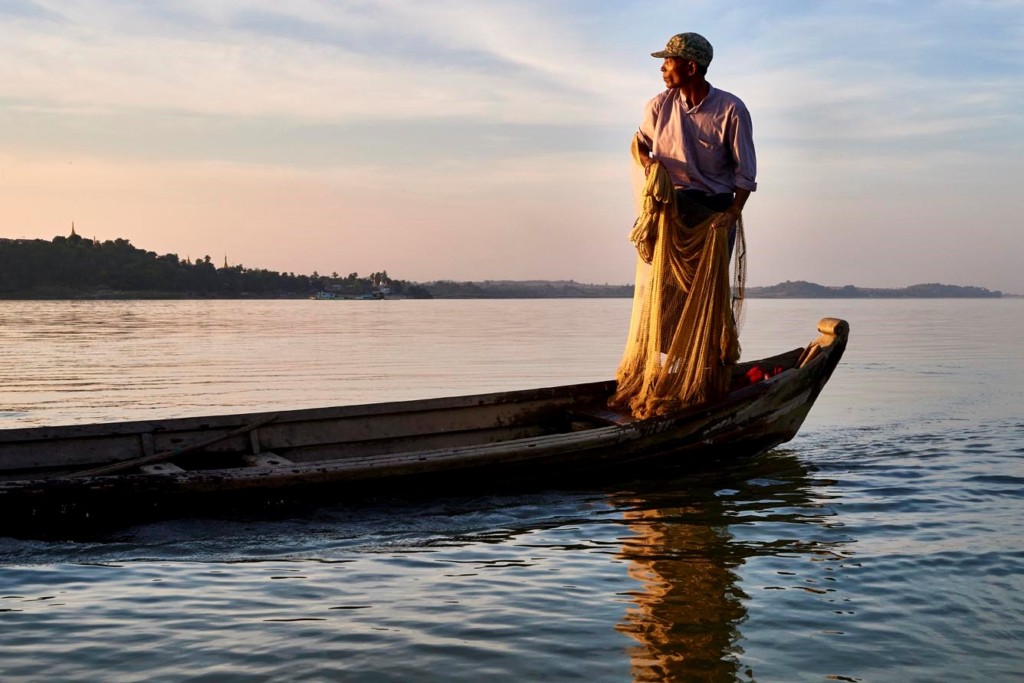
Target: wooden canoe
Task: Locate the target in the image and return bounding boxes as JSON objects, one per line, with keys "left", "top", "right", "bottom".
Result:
{"left": 0, "top": 318, "right": 848, "bottom": 535}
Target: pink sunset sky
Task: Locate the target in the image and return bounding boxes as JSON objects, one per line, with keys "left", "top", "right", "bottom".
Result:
{"left": 2, "top": 1, "right": 1022, "bottom": 292}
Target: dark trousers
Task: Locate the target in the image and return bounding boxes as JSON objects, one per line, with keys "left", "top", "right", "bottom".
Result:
{"left": 676, "top": 189, "right": 737, "bottom": 256}
{"left": 677, "top": 189, "right": 733, "bottom": 212}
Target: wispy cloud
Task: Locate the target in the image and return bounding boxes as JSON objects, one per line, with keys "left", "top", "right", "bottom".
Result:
{"left": 1, "top": 1, "right": 1022, "bottom": 290}
{"left": 0, "top": 1, "right": 638, "bottom": 125}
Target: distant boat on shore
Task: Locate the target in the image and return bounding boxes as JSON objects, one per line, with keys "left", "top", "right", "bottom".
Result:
{"left": 312, "top": 286, "right": 392, "bottom": 300}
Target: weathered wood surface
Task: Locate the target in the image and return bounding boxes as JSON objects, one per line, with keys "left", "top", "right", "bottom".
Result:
{"left": 0, "top": 318, "right": 848, "bottom": 533}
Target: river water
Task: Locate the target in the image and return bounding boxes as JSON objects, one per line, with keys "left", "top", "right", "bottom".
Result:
{"left": 1, "top": 298, "right": 1022, "bottom": 682}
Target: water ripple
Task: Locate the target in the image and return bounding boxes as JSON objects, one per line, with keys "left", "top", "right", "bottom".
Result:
{"left": 2, "top": 299, "right": 1024, "bottom": 681}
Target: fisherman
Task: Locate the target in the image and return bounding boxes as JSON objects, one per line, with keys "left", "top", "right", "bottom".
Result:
{"left": 634, "top": 32, "right": 757, "bottom": 247}
{"left": 611, "top": 32, "right": 756, "bottom": 417}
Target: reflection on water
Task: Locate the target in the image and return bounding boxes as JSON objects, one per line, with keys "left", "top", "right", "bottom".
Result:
{"left": 612, "top": 452, "right": 844, "bottom": 682}
{"left": 0, "top": 449, "right": 852, "bottom": 682}
{"left": 1, "top": 298, "right": 1023, "bottom": 681}
{"left": 617, "top": 498, "right": 747, "bottom": 681}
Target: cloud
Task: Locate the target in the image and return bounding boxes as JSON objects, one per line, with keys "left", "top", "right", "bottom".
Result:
{"left": 0, "top": 1, "right": 641, "bottom": 127}
{"left": 0, "top": 0, "right": 64, "bottom": 22}
{"left": 2, "top": 1, "right": 1023, "bottom": 291}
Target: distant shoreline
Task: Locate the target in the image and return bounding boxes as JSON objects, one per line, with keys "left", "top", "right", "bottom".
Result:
{"left": 0, "top": 281, "right": 1013, "bottom": 301}
{"left": 0, "top": 234, "right": 1011, "bottom": 299}
{"left": 744, "top": 281, "right": 1006, "bottom": 299}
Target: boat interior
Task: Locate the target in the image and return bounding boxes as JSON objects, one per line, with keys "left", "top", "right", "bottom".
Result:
{"left": 0, "top": 348, "right": 810, "bottom": 482}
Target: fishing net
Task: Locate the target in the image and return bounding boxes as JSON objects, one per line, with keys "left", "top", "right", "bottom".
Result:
{"left": 609, "top": 139, "right": 747, "bottom": 419}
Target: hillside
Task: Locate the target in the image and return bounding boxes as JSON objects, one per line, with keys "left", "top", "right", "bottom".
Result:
{"left": 746, "top": 280, "right": 1002, "bottom": 298}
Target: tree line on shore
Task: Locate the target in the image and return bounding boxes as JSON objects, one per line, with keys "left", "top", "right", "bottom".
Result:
{"left": 0, "top": 232, "right": 634, "bottom": 299}
{"left": 0, "top": 233, "right": 432, "bottom": 299}
{"left": 0, "top": 233, "right": 1004, "bottom": 299}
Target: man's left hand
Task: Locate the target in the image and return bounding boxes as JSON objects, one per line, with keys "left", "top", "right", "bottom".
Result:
{"left": 712, "top": 207, "right": 741, "bottom": 231}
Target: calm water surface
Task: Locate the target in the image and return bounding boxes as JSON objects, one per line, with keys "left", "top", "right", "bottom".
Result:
{"left": 1, "top": 299, "right": 1022, "bottom": 682}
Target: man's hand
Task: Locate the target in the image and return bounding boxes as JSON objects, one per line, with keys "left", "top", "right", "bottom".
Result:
{"left": 712, "top": 206, "right": 741, "bottom": 231}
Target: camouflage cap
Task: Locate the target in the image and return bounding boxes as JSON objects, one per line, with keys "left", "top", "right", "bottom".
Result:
{"left": 651, "top": 32, "right": 713, "bottom": 68}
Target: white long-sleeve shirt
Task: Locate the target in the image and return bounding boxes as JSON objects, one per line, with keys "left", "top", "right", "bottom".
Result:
{"left": 637, "top": 84, "right": 757, "bottom": 196}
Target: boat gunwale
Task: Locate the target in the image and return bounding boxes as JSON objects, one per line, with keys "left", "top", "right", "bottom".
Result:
{"left": 0, "top": 319, "right": 848, "bottom": 490}
{"left": 2, "top": 346, "right": 834, "bottom": 490}
{"left": 0, "top": 379, "right": 618, "bottom": 443}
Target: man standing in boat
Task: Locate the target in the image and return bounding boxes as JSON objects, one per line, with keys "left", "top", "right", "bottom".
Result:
{"left": 635, "top": 31, "right": 756, "bottom": 245}
{"left": 612, "top": 32, "right": 757, "bottom": 417}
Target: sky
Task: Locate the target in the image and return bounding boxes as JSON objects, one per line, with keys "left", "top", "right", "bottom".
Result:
{"left": 2, "top": 1, "right": 1022, "bottom": 292}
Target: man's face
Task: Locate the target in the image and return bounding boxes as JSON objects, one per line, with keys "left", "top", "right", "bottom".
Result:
{"left": 661, "top": 57, "right": 694, "bottom": 89}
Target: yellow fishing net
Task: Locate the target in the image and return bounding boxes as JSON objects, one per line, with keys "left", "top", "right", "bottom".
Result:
{"left": 610, "top": 139, "right": 747, "bottom": 419}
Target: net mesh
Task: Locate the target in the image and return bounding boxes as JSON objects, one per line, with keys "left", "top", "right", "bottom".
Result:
{"left": 609, "top": 139, "right": 747, "bottom": 419}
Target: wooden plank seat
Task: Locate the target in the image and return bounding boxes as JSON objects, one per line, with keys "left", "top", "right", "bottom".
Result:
{"left": 241, "top": 453, "right": 294, "bottom": 468}
{"left": 140, "top": 462, "right": 186, "bottom": 475}
{"left": 568, "top": 406, "right": 635, "bottom": 428}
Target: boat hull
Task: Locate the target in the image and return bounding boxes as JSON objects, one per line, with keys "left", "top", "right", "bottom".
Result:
{"left": 0, "top": 318, "right": 848, "bottom": 535}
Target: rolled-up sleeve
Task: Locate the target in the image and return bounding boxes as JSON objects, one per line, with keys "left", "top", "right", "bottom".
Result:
{"left": 730, "top": 103, "right": 757, "bottom": 192}
{"left": 637, "top": 95, "right": 661, "bottom": 148}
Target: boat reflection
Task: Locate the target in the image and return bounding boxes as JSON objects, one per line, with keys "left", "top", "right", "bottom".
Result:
{"left": 611, "top": 451, "right": 833, "bottom": 681}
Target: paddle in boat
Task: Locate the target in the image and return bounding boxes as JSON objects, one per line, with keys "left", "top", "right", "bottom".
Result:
{"left": 0, "top": 318, "right": 848, "bottom": 535}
